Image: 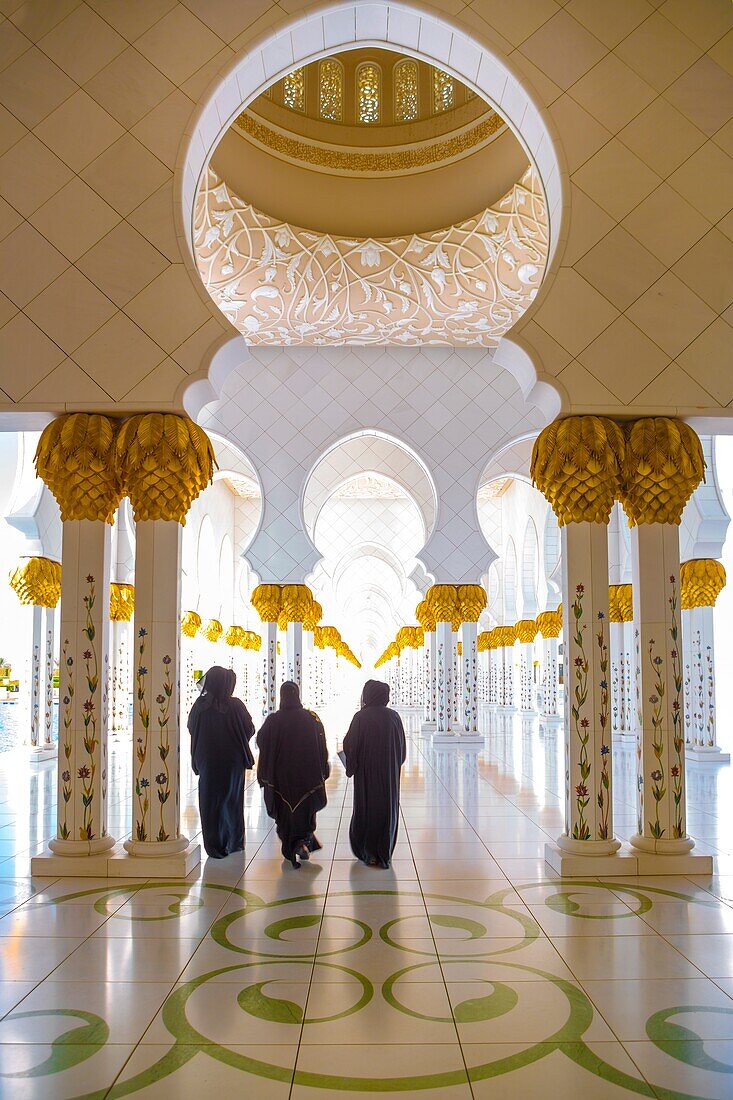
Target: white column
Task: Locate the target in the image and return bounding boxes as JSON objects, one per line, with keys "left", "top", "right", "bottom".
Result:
{"left": 461, "top": 621, "right": 480, "bottom": 738}
{"left": 110, "top": 619, "right": 132, "bottom": 737}
{"left": 434, "top": 620, "right": 454, "bottom": 739}
{"left": 540, "top": 636, "right": 561, "bottom": 719}
{"left": 548, "top": 521, "right": 621, "bottom": 870}
{"left": 41, "top": 605, "right": 56, "bottom": 755}
{"left": 49, "top": 521, "right": 115, "bottom": 858}
{"left": 123, "top": 521, "right": 196, "bottom": 870}
{"left": 621, "top": 622, "right": 635, "bottom": 742}
{"left": 29, "top": 604, "right": 43, "bottom": 750}
{"left": 286, "top": 620, "right": 303, "bottom": 688}
{"left": 684, "top": 605, "right": 729, "bottom": 762}
{"left": 264, "top": 622, "right": 278, "bottom": 715}
{"left": 629, "top": 525, "right": 702, "bottom": 862}
{"left": 519, "top": 642, "right": 535, "bottom": 712}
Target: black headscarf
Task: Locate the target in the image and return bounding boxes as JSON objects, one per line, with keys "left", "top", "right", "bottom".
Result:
{"left": 361, "top": 679, "right": 390, "bottom": 708}
{"left": 280, "top": 681, "right": 302, "bottom": 710}
{"left": 199, "top": 665, "right": 236, "bottom": 712}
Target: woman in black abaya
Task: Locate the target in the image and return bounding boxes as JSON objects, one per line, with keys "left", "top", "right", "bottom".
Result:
{"left": 257, "top": 681, "right": 330, "bottom": 868}
{"left": 343, "top": 680, "right": 406, "bottom": 868}
{"left": 188, "top": 666, "right": 255, "bottom": 858}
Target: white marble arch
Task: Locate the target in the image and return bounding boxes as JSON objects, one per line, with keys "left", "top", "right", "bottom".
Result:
{"left": 177, "top": 0, "right": 568, "bottom": 421}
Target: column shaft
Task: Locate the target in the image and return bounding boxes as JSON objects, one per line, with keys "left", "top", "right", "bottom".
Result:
{"left": 541, "top": 637, "right": 560, "bottom": 718}
{"left": 557, "top": 521, "right": 619, "bottom": 856}
{"left": 30, "top": 604, "right": 43, "bottom": 748}
{"left": 630, "top": 524, "right": 692, "bottom": 853}
{"left": 286, "top": 621, "right": 303, "bottom": 688}
{"left": 461, "top": 621, "right": 478, "bottom": 733}
{"left": 264, "top": 622, "right": 277, "bottom": 714}
{"left": 51, "top": 520, "right": 114, "bottom": 855}
{"left": 435, "top": 621, "right": 453, "bottom": 735}
{"left": 125, "top": 521, "right": 188, "bottom": 856}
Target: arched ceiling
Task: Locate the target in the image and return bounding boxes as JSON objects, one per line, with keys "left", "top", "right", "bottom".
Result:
{"left": 194, "top": 167, "right": 547, "bottom": 347}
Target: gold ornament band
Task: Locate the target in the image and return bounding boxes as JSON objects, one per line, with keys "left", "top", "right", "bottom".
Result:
{"left": 608, "top": 584, "right": 633, "bottom": 623}
{"left": 251, "top": 584, "right": 283, "bottom": 622}
{"left": 202, "top": 619, "right": 223, "bottom": 643}
{"left": 280, "top": 583, "right": 314, "bottom": 625}
{"left": 457, "top": 583, "right": 487, "bottom": 623}
{"left": 415, "top": 598, "right": 437, "bottom": 632}
{"left": 514, "top": 618, "right": 538, "bottom": 644}
{"left": 536, "top": 608, "right": 562, "bottom": 638}
{"left": 9, "top": 557, "right": 62, "bottom": 608}
{"left": 225, "top": 625, "right": 246, "bottom": 647}
{"left": 680, "top": 559, "right": 726, "bottom": 609}
{"left": 109, "top": 582, "right": 134, "bottom": 622}
{"left": 35, "top": 413, "right": 122, "bottom": 523}
{"left": 620, "top": 417, "right": 705, "bottom": 527}
{"left": 181, "top": 610, "right": 202, "bottom": 638}
{"left": 115, "top": 413, "right": 216, "bottom": 525}
{"left": 427, "top": 584, "right": 459, "bottom": 625}
{"left": 531, "top": 415, "right": 625, "bottom": 526}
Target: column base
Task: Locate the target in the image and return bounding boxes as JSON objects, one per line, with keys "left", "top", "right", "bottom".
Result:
{"left": 686, "top": 744, "right": 731, "bottom": 763}
{"left": 29, "top": 745, "right": 57, "bottom": 761}
{"left": 48, "top": 834, "right": 116, "bottom": 857}
{"left": 110, "top": 841, "right": 201, "bottom": 878}
{"left": 420, "top": 720, "right": 436, "bottom": 737}
{"left": 433, "top": 725, "right": 466, "bottom": 744}
{"left": 123, "top": 836, "right": 191, "bottom": 858}
{"left": 544, "top": 840, "right": 714, "bottom": 877}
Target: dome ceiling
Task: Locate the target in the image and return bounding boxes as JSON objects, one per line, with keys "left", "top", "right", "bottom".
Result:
{"left": 193, "top": 166, "right": 547, "bottom": 347}
{"left": 210, "top": 47, "right": 531, "bottom": 237}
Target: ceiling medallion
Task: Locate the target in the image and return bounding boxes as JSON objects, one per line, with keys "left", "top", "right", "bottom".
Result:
{"left": 194, "top": 167, "right": 548, "bottom": 347}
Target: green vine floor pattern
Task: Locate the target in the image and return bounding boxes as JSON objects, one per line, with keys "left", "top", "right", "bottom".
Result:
{"left": 1, "top": 878, "right": 732, "bottom": 1098}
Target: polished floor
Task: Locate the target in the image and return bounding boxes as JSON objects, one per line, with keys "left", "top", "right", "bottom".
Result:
{"left": 0, "top": 706, "right": 732, "bottom": 1098}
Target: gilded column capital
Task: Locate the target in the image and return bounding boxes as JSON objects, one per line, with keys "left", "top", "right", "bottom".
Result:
{"left": 457, "top": 583, "right": 487, "bottom": 623}
{"left": 620, "top": 417, "right": 705, "bottom": 526}
{"left": 536, "top": 608, "right": 562, "bottom": 638}
{"left": 281, "top": 583, "right": 313, "bottom": 624}
{"left": 427, "top": 584, "right": 458, "bottom": 625}
{"left": 225, "top": 625, "right": 246, "bottom": 647}
{"left": 514, "top": 619, "right": 538, "bottom": 644}
{"left": 9, "top": 556, "right": 61, "bottom": 608}
{"left": 251, "top": 584, "right": 282, "bottom": 623}
{"left": 608, "top": 584, "right": 633, "bottom": 623}
{"left": 181, "top": 610, "right": 202, "bottom": 637}
{"left": 416, "top": 598, "right": 437, "bottom": 632}
{"left": 115, "top": 413, "right": 216, "bottom": 524}
{"left": 202, "top": 619, "right": 223, "bottom": 643}
{"left": 530, "top": 415, "right": 625, "bottom": 525}
{"left": 109, "top": 582, "right": 134, "bottom": 622}
{"left": 494, "top": 625, "right": 516, "bottom": 648}
{"left": 680, "top": 559, "right": 726, "bottom": 609}
{"left": 35, "top": 413, "right": 122, "bottom": 523}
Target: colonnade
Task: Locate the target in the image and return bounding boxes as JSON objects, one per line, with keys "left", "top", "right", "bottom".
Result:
{"left": 20, "top": 411, "right": 727, "bottom": 878}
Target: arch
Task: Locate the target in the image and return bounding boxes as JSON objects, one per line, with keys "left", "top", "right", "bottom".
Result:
{"left": 393, "top": 58, "right": 419, "bottom": 123}
{"left": 521, "top": 518, "right": 539, "bottom": 617}
{"left": 218, "top": 533, "right": 234, "bottom": 623}
{"left": 177, "top": 2, "right": 568, "bottom": 417}
{"left": 302, "top": 429, "right": 437, "bottom": 548}
{"left": 196, "top": 515, "right": 218, "bottom": 617}
{"left": 356, "top": 60, "right": 381, "bottom": 124}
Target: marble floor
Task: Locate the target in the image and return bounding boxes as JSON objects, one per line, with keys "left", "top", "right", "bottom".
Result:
{"left": 0, "top": 706, "right": 732, "bottom": 1098}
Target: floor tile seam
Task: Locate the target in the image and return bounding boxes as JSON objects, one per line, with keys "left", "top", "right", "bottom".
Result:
{"left": 651, "top": 926, "right": 733, "bottom": 982}
{"left": 402, "top": 789, "right": 475, "bottom": 1096}
{"left": 291, "top": 761, "right": 351, "bottom": 1097}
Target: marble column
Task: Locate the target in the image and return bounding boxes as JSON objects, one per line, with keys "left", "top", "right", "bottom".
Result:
{"left": 264, "top": 622, "right": 278, "bottom": 714}
{"left": 9, "top": 558, "right": 61, "bottom": 759}
{"left": 609, "top": 585, "right": 635, "bottom": 746}
{"left": 515, "top": 620, "right": 538, "bottom": 713}
{"left": 31, "top": 414, "right": 123, "bottom": 874}
{"left": 536, "top": 609, "right": 562, "bottom": 721}
{"left": 460, "top": 620, "right": 481, "bottom": 737}
{"left": 113, "top": 413, "right": 214, "bottom": 876}
{"left": 286, "top": 621, "right": 303, "bottom": 688}
{"left": 622, "top": 417, "right": 711, "bottom": 872}
{"left": 531, "top": 415, "right": 626, "bottom": 875}
{"left": 680, "top": 560, "right": 729, "bottom": 763}
{"left": 435, "top": 619, "right": 455, "bottom": 738}
{"left": 424, "top": 630, "right": 436, "bottom": 728}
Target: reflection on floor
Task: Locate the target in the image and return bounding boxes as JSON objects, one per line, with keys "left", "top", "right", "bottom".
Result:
{"left": 0, "top": 706, "right": 732, "bottom": 1098}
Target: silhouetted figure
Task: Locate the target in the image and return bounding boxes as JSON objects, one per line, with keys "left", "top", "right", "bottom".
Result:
{"left": 343, "top": 679, "right": 406, "bottom": 868}
{"left": 257, "top": 681, "right": 330, "bottom": 868}
{"left": 188, "top": 665, "right": 255, "bottom": 858}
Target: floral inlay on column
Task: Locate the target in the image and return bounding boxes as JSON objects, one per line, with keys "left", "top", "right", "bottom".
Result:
{"left": 34, "top": 414, "right": 122, "bottom": 857}
{"left": 117, "top": 413, "right": 215, "bottom": 859}
{"left": 620, "top": 418, "right": 706, "bottom": 856}
{"left": 531, "top": 415, "right": 625, "bottom": 857}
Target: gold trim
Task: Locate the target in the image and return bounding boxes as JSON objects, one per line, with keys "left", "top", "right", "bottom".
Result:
{"left": 234, "top": 110, "right": 505, "bottom": 175}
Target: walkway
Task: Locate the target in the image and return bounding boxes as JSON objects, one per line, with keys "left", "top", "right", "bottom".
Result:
{"left": 0, "top": 708, "right": 731, "bottom": 1097}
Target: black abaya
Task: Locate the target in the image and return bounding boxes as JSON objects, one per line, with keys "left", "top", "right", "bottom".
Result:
{"left": 343, "top": 680, "right": 406, "bottom": 868}
{"left": 257, "top": 702, "right": 330, "bottom": 861}
{"left": 188, "top": 695, "right": 255, "bottom": 858}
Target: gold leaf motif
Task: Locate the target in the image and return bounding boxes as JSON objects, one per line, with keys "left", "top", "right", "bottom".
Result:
{"left": 680, "top": 559, "right": 726, "bottom": 609}
{"left": 9, "top": 557, "right": 62, "bottom": 608}
{"left": 620, "top": 418, "right": 705, "bottom": 526}
{"left": 35, "top": 414, "right": 122, "bottom": 523}
{"left": 109, "top": 583, "right": 134, "bottom": 622}
{"left": 531, "top": 415, "right": 625, "bottom": 526}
